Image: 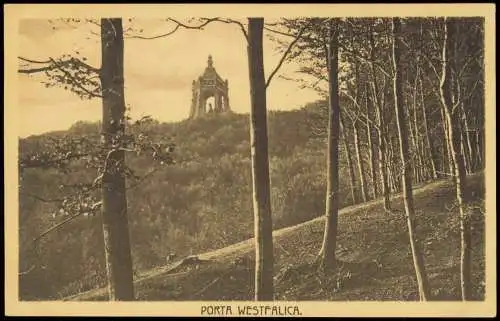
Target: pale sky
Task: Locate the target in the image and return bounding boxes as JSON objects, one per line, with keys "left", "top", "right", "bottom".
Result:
{"left": 17, "top": 18, "right": 321, "bottom": 138}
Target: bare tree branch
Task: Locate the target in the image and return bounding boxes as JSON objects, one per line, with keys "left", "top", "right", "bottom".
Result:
{"left": 20, "top": 191, "right": 65, "bottom": 203}
{"left": 126, "top": 17, "right": 249, "bottom": 42}
{"left": 127, "top": 167, "right": 160, "bottom": 190}
{"left": 219, "top": 18, "right": 248, "bottom": 41}
{"left": 18, "top": 65, "right": 56, "bottom": 74}
{"left": 85, "top": 18, "right": 101, "bottom": 28}
{"left": 340, "top": 90, "right": 381, "bottom": 131}
{"left": 125, "top": 24, "right": 181, "bottom": 40}
{"left": 341, "top": 46, "right": 393, "bottom": 79}
{"left": 18, "top": 56, "right": 100, "bottom": 74}
{"left": 18, "top": 57, "right": 51, "bottom": 64}
{"left": 263, "top": 26, "right": 297, "bottom": 38}
{"left": 26, "top": 201, "right": 103, "bottom": 250}
{"left": 265, "top": 23, "right": 309, "bottom": 89}
{"left": 168, "top": 17, "right": 221, "bottom": 29}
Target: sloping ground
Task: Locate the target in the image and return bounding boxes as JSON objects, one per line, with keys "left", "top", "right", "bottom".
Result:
{"left": 68, "top": 174, "right": 485, "bottom": 301}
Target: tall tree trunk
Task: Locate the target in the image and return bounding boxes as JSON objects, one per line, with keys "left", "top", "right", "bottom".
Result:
{"left": 417, "top": 22, "right": 438, "bottom": 181}
{"left": 353, "top": 120, "right": 368, "bottom": 202}
{"left": 417, "top": 127, "right": 429, "bottom": 181}
{"left": 387, "top": 138, "right": 396, "bottom": 193}
{"left": 388, "top": 136, "right": 401, "bottom": 193}
{"left": 387, "top": 157, "right": 395, "bottom": 192}
{"left": 340, "top": 112, "right": 357, "bottom": 205}
{"left": 475, "top": 129, "right": 483, "bottom": 170}
{"left": 411, "top": 71, "right": 427, "bottom": 182}
{"left": 451, "top": 21, "right": 472, "bottom": 177}
{"left": 440, "top": 17, "right": 471, "bottom": 301}
{"left": 407, "top": 98, "right": 419, "bottom": 183}
{"left": 376, "top": 107, "right": 391, "bottom": 210}
{"left": 460, "top": 105, "right": 474, "bottom": 174}
{"left": 419, "top": 75, "right": 438, "bottom": 180}
{"left": 392, "top": 18, "right": 431, "bottom": 301}
{"left": 247, "top": 17, "right": 274, "bottom": 301}
{"left": 464, "top": 117, "right": 475, "bottom": 173}
{"left": 353, "top": 63, "right": 368, "bottom": 202}
{"left": 460, "top": 130, "right": 472, "bottom": 175}
{"left": 439, "top": 108, "right": 448, "bottom": 173}
{"left": 407, "top": 92, "right": 422, "bottom": 184}
{"left": 365, "top": 83, "right": 379, "bottom": 199}
{"left": 99, "top": 18, "right": 135, "bottom": 301}
{"left": 458, "top": 106, "right": 472, "bottom": 176}
{"left": 368, "top": 27, "right": 391, "bottom": 209}
{"left": 441, "top": 106, "right": 456, "bottom": 179}
{"left": 319, "top": 20, "right": 340, "bottom": 270}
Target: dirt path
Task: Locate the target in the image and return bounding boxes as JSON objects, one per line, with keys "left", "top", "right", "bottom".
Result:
{"left": 197, "top": 179, "right": 447, "bottom": 261}
{"left": 65, "top": 178, "right": 449, "bottom": 301}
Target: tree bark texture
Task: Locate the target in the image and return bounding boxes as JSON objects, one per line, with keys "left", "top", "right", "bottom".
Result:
{"left": 99, "top": 18, "right": 135, "bottom": 301}
{"left": 319, "top": 20, "right": 340, "bottom": 270}
{"left": 247, "top": 17, "right": 274, "bottom": 301}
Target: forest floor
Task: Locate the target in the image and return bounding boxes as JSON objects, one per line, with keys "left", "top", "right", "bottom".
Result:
{"left": 67, "top": 173, "right": 485, "bottom": 301}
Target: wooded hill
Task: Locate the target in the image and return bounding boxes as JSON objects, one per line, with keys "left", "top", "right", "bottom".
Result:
{"left": 18, "top": 108, "right": 339, "bottom": 299}
{"left": 18, "top": 99, "right": 485, "bottom": 300}
{"left": 17, "top": 17, "right": 486, "bottom": 303}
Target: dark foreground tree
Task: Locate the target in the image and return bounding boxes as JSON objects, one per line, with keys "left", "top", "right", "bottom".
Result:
{"left": 18, "top": 18, "right": 136, "bottom": 300}
{"left": 18, "top": 18, "right": 173, "bottom": 300}
{"left": 318, "top": 18, "right": 340, "bottom": 271}
{"left": 247, "top": 17, "right": 274, "bottom": 301}
{"left": 99, "top": 18, "right": 135, "bottom": 301}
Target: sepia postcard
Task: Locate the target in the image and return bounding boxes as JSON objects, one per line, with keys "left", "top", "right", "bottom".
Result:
{"left": 4, "top": 3, "right": 496, "bottom": 317}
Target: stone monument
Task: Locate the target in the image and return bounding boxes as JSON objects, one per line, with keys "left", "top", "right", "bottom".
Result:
{"left": 189, "top": 55, "right": 231, "bottom": 119}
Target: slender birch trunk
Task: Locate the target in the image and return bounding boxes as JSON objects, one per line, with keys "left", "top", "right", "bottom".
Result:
{"left": 353, "top": 120, "right": 368, "bottom": 202}
{"left": 341, "top": 112, "right": 357, "bottom": 205}
{"left": 365, "top": 83, "right": 379, "bottom": 199}
{"left": 412, "top": 70, "right": 427, "bottom": 181}
{"left": 461, "top": 105, "right": 474, "bottom": 174}
{"left": 392, "top": 18, "right": 431, "bottom": 301}
{"left": 368, "top": 27, "right": 391, "bottom": 209}
{"left": 440, "top": 17, "right": 472, "bottom": 301}
{"left": 419, "top": 75, "right": 438, "bottom": 179}
{"left": 388, "top": 136, "right": 401, "bottom": 193}
{"left": 441, "top": 106, "right": 456, "bottom": 179}
{"left": 475, "top": 129, "right": 483, "bottom": 170}
{"left": 407, "top": 92, "right": 422, "bottom": 184}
